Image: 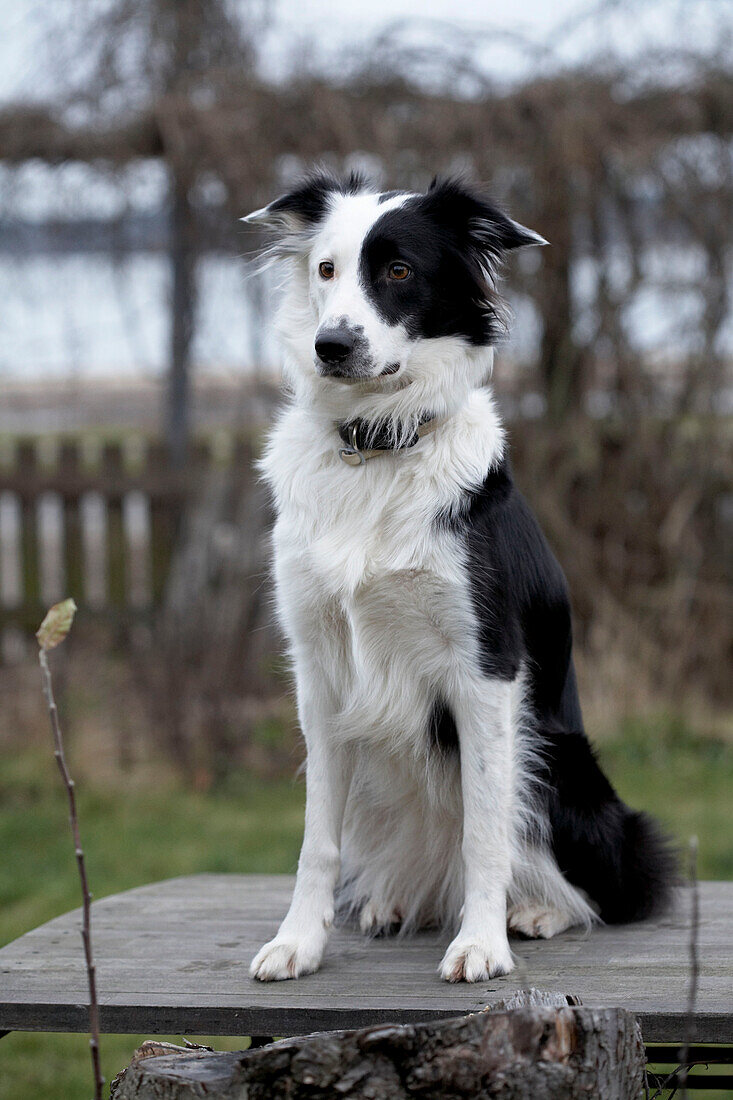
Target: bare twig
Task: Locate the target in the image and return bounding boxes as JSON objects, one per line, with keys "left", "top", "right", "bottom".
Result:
{"left": 648, "top": 835, "right": 701, "bottom": 1100}
{"left": 649, "top": 1060, "right": 710, "bottom": 1099}
{"left": 678, "top": 836, "right": 700, "bottom": 1098}
{"left": 37, "top": 599, "right": 104, "bottom": 1100}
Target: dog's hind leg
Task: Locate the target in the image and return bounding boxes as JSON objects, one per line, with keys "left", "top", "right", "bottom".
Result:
{"left": 359, "top": 898, "right": 404, "bottom": 935}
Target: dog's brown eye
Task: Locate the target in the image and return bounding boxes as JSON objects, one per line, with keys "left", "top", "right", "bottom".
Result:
{"left": 388, "top": 261, "right": 411, "bottom": 281}
{"left": 318, "top": 261, "right": 335, "bottom": 280}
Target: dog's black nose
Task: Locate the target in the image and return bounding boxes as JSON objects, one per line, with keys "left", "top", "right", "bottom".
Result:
{"left": 315, "top": 329, "right": 355, "bottom": 365}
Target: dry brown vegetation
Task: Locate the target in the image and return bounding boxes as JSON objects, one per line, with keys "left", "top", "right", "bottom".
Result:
{"left": 0, "top": 0, "right": 731, "bottom": 775}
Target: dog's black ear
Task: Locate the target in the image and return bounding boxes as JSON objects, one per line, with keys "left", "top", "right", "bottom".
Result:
{"left": 242, "top": 170, "right": 367, "bottom": 236}
{"left": 425, "top": 177, "right": 547, "bottom": 258}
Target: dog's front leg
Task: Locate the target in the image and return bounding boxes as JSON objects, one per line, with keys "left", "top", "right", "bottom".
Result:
{"left": 440, "top": 678, "right": 515, "bottom": 982}
{"left": 250, "top": 672, "right": 351, "bottom": 981}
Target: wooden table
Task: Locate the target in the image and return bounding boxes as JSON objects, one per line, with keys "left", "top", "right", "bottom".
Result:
{"left": 0, "top": 875, "right": 730, "bottom": 1045}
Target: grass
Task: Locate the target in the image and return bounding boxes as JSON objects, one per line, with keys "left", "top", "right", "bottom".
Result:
{"left": 0, "top": 714, "right": 731, "bottom": 1098}
{"left": 0, "top": 753, "right": 305, "bottom": 1099}
{"left": 601, "top": 712, "right": 733, "bottom": 880}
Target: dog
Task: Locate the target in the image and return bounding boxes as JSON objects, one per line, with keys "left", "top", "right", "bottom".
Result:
{"left": 243, "top": 172, "right": 674, "bottom": 983}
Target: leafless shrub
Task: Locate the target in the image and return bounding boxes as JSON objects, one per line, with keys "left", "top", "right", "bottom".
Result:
{"left": 511, "top": 416, "right": 732, "bottom": 716}
{"left": 133, "top": 439, "right": 294, "bottom": 783}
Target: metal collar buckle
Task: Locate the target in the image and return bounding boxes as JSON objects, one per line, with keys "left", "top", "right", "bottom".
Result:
{"left": 339, "top": 424, "right": 366, "bottom": 466}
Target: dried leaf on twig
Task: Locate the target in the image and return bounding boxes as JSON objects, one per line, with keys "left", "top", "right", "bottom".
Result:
{"left": 36, "top": 598, "right": 77, "bottom": 651}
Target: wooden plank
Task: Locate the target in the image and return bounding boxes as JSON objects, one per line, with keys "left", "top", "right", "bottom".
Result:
{"left": 123, "top": 490, "right": 152, "bottom": 608}
{"left": 647, "top": 1043, "right": 733, "bottom": 1063}
{"left": 103, "top": 444, "right": 125, "bottom": 609}
{"left": 17, "top": 442, "right": 40, "bottom": 610}
{"left": 59, "top": 442, "right": 84, "bottom": 607}
{"left": 0, "top": 490, "right": 23, "bottom": 608}
{"left": 0, "top": 447, "right": 187, "bottom": 502}
{"left": 147, "top": 440, "right": 180, "bottom": 604}
{"left": 0, "top": 876, "right": 730, "bottom": 1042}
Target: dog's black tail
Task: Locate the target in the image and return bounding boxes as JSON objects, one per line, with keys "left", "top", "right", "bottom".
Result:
{"left": 539, "top": 727, "right": 678, "bottom": 923}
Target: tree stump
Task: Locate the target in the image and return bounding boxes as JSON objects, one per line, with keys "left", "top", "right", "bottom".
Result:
{"left": 111, "top": 990, "right": 646, "bottom": 1099}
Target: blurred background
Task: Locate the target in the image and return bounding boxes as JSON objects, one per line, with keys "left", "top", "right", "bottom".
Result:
{"left": 0, "top": 0, "right": 731, "bottom": 1094}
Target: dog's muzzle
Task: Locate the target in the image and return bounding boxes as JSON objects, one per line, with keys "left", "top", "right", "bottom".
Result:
{"left": 314, "top": 324, "right": 372, "bottom": 380}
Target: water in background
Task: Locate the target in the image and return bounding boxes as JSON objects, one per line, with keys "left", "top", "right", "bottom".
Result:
{"left": 0, "top": 247, "right": 731, "bottom": 382}
{"left": 0, "top": 253, "right": 279, "bottom": 379}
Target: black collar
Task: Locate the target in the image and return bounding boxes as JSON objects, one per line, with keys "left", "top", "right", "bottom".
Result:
{"left": 337, "top": 418, "right": 424, "bottom": 453}
{"left": 336, "top": 414, "right": 444, "bottom": 466}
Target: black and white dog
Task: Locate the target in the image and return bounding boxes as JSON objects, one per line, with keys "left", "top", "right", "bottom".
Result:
{"left": 244, "top": 172, "right": 673, "bottom": 983}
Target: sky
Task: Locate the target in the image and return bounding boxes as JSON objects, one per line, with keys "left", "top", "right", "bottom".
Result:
{"left": 1, "top": 0, "right": 730, "bottom": 105}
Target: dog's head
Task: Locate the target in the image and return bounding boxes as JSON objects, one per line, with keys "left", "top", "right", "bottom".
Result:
{"left": 244, "top": 172, "right": 544, "bottom": 415}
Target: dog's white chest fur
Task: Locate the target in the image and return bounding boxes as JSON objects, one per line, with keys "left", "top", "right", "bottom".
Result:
{"left": 261, "top": 390, "right": 505, "bottom": 752}
{"left": 262, "top": 389, "right": 503, "bottom": 591}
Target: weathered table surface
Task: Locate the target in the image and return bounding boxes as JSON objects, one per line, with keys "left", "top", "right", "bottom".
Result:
{"left": 0, "top": 875, "right": 730, "bottom": 1043}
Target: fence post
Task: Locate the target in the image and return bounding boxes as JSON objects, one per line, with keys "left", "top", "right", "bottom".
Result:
{"left": 59, "top": 441, "right": 84, "bottom": 610}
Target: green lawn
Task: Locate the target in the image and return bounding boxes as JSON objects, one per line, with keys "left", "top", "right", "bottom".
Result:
{"left": 0, "top": 714, "right": 731, "bottom": 1098}
{"left": 0, "top": 756, "right": 305, "bottom": 1099}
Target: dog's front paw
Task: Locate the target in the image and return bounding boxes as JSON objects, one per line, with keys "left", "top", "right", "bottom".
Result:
{"left": 249, "top": 932, "right": 325, "bottom": 982}
{"left": 439, "top": 934, "right": 514, "bottom": 983}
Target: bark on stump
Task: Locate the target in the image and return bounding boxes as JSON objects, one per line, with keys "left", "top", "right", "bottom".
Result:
{"left": 111, "top": 991, "right": 645, "bottom": 1099}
